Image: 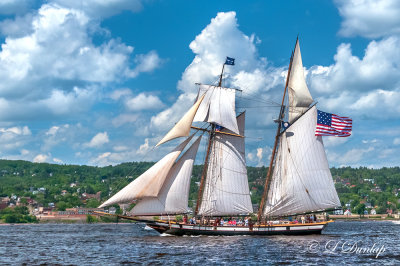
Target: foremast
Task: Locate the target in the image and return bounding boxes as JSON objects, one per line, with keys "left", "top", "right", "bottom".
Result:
{"left": 195, "top": 58, "right": 253, "bottom": 217}
{"left": 194, "top": 59, "right": 228, "bottom": 216}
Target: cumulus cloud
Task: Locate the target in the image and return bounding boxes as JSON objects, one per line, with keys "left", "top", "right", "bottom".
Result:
{"left": 128, "top": 50, "right": 163, "bottom": 78}
{"left": 110, "top": 89, "right": 164, "bottom": 111}
{"left": 137, "top": 138, "right": 150, "bottom": 155}
{"left": 311, "top": 38, "right": 400, "bottom": 93}
{"left": 46, "top": 126, "right": 61, "bottom": 136}
{"left": 329, "top": 147, "right": 374, "bottom": 165}
{"left": 246, "top": 145, "right": 272, "bottom": 167}
{"left": 256, "top": 148, "right": 263, "bottom": 161}
{"left": 125, "top": 93, "right": 164, "bottom": 111}
{"left": 42, "top": 87, "right": 98, "bottom": 116}
{"left": 112, "top": 113, "right": 139, "bottom": 127}
{"left": 88, "top": 149, "right": 140, "bottom": 166}
{"left": 110, "top": 88, "right": 132, "bottom": 101}
{"left": 336, "top": 0, "right": 400, "bottom": 38}
{"left": 0, "top": 4, "right": 132, "bottom": 89}
{"left": 89, "top": 152, "right": 112, "bottom": 166}
{"left": 84, "top": 132, "right": 109, "bottom": 148}
{"left": 0, "top": 126, "right": 31, "bottom": 135}
{"left": 33, "top": 153, "right": 50, "bottom": 163}
{"left": 42, "top": 124, "right": 74, "bottom": 151}
{"left": 308, "top": 37, "right": 400, "bottom": 119}
{"left": 53, "top": 157, "right": 63, "bottom": 164}
{"left": 323, "top": 137, "right": 349, "bottom": 148}
{"left": 0, "top": 3, "right": 161, "bottom": 121}
{"left": 177, "top": 12, "right": 273, "bottom": 94}
{"left": 51, "top": 0, "right": 143, "bottom": 19}
{"left": 151, "top": 11, "right": 284, "bottom": 144}
{"left": 88, "top": 137, "right": 163, "bottom": 166}
{"left": 0, "top": 0, "right": 165, "bottom": 165}
{"left": 0, "top": 126, "right": 31, "bottom": 150}
{"left": 109, "top": 89, "right": 163, "bottom": 130}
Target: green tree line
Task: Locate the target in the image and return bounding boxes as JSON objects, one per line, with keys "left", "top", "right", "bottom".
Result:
{"left": 0, "top": 160, "right": 399, "bottom": 215}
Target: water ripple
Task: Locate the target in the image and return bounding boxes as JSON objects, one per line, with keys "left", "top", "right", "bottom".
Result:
{"left": 0, "top": 221, "right": 399, "bottom": 264}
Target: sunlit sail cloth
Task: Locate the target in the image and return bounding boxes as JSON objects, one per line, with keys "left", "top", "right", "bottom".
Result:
{"left": 99, "top": 136, "right": 193, "bottom": 208}
{"left": 193, "top": 84, "right": 239, "bottom": 134}
{"left": 131, "top": 136, "right": 202, "bottom": 215}
{"left": 264, "top": 106, "right": 340, "bottom": 217}
{"left": 156, "top": 94, "right": 206, "bottom": 146}
{"left": 288, "top": 40, "right": 313, "bottom": 123}
{"left": 198, "top": 113, "right": 253, "bottom": 216}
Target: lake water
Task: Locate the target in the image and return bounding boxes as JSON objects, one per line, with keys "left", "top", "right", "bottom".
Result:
{"left": 1, "top": 221, "right": 399, "bottom": 265}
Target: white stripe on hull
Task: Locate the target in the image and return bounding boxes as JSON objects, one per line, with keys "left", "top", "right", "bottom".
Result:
{"left": 147, "top": 222, "right": 328, "bottom": 235}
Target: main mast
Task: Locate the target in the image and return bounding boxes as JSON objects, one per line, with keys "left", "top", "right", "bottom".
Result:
{"left": 257, "top": 39, "right": 297, "bottom": 222}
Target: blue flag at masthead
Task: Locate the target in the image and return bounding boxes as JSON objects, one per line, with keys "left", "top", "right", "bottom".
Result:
{"left": 225, "top": 57, "right": 235, "bottom": 65}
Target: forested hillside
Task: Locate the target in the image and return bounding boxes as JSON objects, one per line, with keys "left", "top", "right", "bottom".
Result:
{"left": 0, "top": 160, "right": 399, "bottom": 214}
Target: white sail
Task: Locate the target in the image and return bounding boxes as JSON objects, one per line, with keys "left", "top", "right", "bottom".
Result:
{"left": 198, "top": 112, "right": 253, "bottom": 216}
{"left": 99, "top": 136, "right": 193, "bottom": 208}
{"left": 264, "top": 106, "right": 340, "bottom": 217}
{"left": 156, "top": 94, "right": 205, "bottom": 146}
{"left": 288, "top": 40, "right": 313, "bottom": 123}
{"left": 193, "top": 84, "right": 239, "bottom": 134}
{"left": 131, "top": 136, "right": 202, "bottom": 215}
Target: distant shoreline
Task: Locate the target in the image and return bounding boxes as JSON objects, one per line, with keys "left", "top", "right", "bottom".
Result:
{"left": 1, "top": 217, "right": 398, "bottom": 225}
{"left": 329, "top": 214, "right": 399, "bottom": 220}
{"left": 0, "top": 221, "right": 135, "bottom": 225}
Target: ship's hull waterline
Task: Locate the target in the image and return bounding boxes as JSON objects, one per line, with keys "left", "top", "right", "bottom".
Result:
{"left": 146, "top": 221, "right": 330, "bottom": 236}
{"left": 94, "top": 211, "right": 330, "bottom": 236}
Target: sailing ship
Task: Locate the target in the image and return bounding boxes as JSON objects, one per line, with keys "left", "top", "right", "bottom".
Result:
{"left": 97, "top": 38, "right": 341, "bottom": 235}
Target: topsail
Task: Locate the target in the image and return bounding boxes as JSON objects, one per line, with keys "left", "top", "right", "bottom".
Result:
{"left": 194, "top": 84, "right": 239, "bottom": 134}
{"left": 288, "top": 40, "right": 313, "bottom": 123}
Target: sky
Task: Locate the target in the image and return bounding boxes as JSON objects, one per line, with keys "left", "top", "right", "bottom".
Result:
{"left": 0, "top": 0, "right": 399, "bottom": 168}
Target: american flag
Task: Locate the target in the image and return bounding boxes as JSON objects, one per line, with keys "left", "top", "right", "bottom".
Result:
{"left": 315, "top": 110, "right": 352, "bottom": 137}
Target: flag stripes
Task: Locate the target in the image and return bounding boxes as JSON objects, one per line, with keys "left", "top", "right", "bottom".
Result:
{"left": 315, "top": 110, "right": 352, "bottom": 137}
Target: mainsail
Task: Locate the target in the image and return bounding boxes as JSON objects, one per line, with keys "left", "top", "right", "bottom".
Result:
{"left": 198, "top": 112, "right": 253, "bottom": 216}
{"left": 193, "top": 84, "right": 239, "bottom": 134}
{"left": 131, "top": 136, "right": 202, "bottom": 215}
{"left": 99, "top": 136, "right": 193, "bottom": 208}
{"left": 264, "top": 106, "right": 341, "bottom": 217}
{"left": 288, "top": 40, "right": 313, "bottom": 123}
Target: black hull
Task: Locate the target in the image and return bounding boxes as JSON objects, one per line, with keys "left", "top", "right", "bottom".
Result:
{"left": 146, "top": 221, "right": 330, "bottom": 236}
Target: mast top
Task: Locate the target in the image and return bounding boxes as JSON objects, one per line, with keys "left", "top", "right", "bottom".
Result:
{"left": 196, "top": 83, "right": 242, "bottom": 92}
{"left": 218, "top": 56, "right": 235, "bottom": 87}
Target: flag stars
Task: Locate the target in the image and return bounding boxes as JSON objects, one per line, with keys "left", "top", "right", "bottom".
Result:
{"left": 316, "top": 109, "right": 352, "bottom": 137}
{"left": 317, "top": 110, "right": 332, "bottom": 126}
